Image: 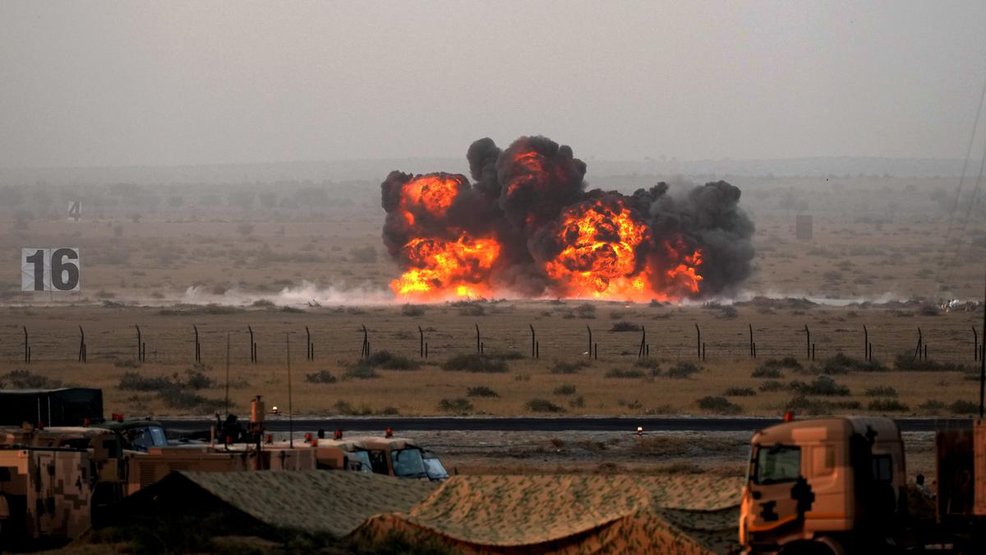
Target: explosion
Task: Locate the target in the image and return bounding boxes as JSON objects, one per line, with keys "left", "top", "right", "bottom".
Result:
{"left": 381, "top": 136, "right": 754, "bottom": 302}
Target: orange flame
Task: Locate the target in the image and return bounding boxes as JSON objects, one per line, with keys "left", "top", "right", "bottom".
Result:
{"left": 542, "top": 199, "right": 650, "bottom": 300}
{"left": 391, "top": 235, "right": 500, "bottom": 300}
{"left": 541, "top": 199, "right": 703, "bottom": 301}
{"left": 397, "top": 174, "right": 463, "bottom": 226}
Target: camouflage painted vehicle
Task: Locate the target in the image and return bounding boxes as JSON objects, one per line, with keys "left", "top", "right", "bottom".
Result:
{"left": 0, "top": 447, "right": 97, "bottom": 549}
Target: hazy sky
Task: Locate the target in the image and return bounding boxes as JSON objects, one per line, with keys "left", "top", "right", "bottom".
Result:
{"left": 2, "top": 1, "right": 985, "bottom": 168}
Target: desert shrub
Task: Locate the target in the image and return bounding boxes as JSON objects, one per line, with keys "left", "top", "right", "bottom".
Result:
{"left": 790, "top": 375, "right": 850, "bottom": 396}
{"left": 379, "top": 406, "right": 400, "bottom": 416}
{"left": 751, "top": 366, "right": 783, "bottom": 379}
{"left": 764, "top": 357, "right": 803, "bottom": 371}
{"left": 868, "top": 399, "right": 909, "bottom": 412}
{"left": 367, "top": 350, "right": 420, "bottom": 370}
{"left": 618, "top": 399, "right": 643, "bottom": 410}
{"left": 455, "top": 302, "right": 485, "bottom": 316}
{"left": 305, "top": 370, "right": 337, "bottom": 384}
{"left": 724, "top": 387, "right": 756, "bottom": 397}
{"left": 333, "top": 401, "right": 372, "bottom": 416}
{"left": 569, "top": 396, "right": 585, "bottom": 408}
{"left": 401, "top": 304, "right": 425, "bottom": 317}
{"left": 864, "top": 386, "right": 898, "bottom": 397}
{"left": 950, "top": 400, "right": 980, "bottom": 415}
{"left": 605, "top": 368, "right": 645, "bottom": 379}
{"left": 2, "top": 369, "right": 62, "bottom": 389}
{"left": 609, "top": 321, "right": 641, "bottom": 332}
{"left": 343, "top": 363, "right": 379, "bottom": 380}
{"left": 442, "top": 354, "right": 508, "bottom": 373}
{"left": 758, "top": 380, "right": 786, "bottom": 392}
{"left": 818, "top": 353, "right": 886, "bottom": 374}
{"left": 183, "top": 370, "right": 213, "bottom": 390}
{"left": 894, "top": 353, "right": 971, "bottom": 372}
{"left": 553, "top": 384, "right": 577, "bottom": 396}
{"left": 118, "top": 372, "right": 171, "bottom": 391}
{"left": 438, "top": 398, "right": 473, "bottom": 414}
{"left": 526, "top": 398, "right": 565, "bottom": 413}
{"left": 550, "top": 361, "right": 590, "bottom": 374}
{"left": 486, "top": 350, "right": 525, "bottom": 361}
{"left": 633, "top": 357, "right": 660, "bottom": 369}
{"left": 666, "top": 362, "right": 700, "bottom": 379}
{"left": 158, "top": 388, "right": 223, "bottom": 411}
{"left": 466, "top": 386, "right": 499, "bottom": 398}
{"left": 696, "top": 396, "right": 741, "bottom": 415}
{"left": 574, "top": 303, "right": 596, "bottom": 319}
{"left": 918, "top": 399, "right": 946, "bottom": 411}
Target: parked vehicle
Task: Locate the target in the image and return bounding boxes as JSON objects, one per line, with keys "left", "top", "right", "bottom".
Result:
{"left": 740, "top": 415, "right": 985, "bottom": 554}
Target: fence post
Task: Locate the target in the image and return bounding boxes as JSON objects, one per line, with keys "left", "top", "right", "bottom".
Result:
{"left": 193, "top": 325, "right": 201, "bottom": 363}
{"left": 78, "top": 326, "right": 86, "bottom": 363}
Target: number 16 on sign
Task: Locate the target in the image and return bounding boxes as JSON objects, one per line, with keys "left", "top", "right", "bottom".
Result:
{"left": 21, "top": 248, "right": 81, "bottom": 292}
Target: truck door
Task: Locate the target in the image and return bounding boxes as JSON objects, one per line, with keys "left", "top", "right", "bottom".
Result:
{"left": 747, "top": 444, "right": 806, "bottom": 533}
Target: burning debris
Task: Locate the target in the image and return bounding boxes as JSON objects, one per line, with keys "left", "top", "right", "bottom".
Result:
{"left": 381, "top": 136, "right": 754, "bottom": 302}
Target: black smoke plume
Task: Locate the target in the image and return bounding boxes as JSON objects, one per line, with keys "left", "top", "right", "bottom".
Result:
{"left": 381, "top": 135, "right": 755, "bottom": 299}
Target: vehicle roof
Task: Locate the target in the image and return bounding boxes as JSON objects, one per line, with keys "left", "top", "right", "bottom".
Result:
{"left": 358, "top": 437, "right": 419, "bottom": 450}
{"left": 752, "top": 416, "right": 899, "bottom": 444}
{"left": 98, "top": 420, "right": 164, "bottom": 431}
{"left": 0, "top": 387, "right": 99, "bottom": 394}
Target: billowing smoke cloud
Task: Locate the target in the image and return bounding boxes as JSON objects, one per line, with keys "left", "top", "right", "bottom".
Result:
{"left": 381, "top": 136, "right": 755, "bottom": 302}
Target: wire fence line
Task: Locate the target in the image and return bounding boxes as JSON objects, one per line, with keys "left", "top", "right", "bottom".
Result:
{"left": 1, "top": 316, "right": 982, "bottom": 368}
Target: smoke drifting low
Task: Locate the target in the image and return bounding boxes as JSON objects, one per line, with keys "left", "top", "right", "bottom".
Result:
{"left": 381, "top": 136, "right": 755, "bottom": 302}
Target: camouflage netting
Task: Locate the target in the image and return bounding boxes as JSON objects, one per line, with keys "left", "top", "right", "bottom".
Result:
{"left": 166, "top": 470, "right": 437, "bottom": 537}
{"left": 348, "top": 475, "right": 744, "bottom": 554}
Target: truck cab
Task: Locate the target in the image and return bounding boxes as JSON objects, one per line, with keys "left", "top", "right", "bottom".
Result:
{"left": 740, "top": 416, "right": 906, "bottom": 554}
{"left": 358, "top": 437, "right": 448, "bottom": 481}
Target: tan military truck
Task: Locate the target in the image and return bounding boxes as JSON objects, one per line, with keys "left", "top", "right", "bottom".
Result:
{"left": 739, "top": 416, "right": 985, "bottom": 554}
{"left": 0, "top": 447, "right": 97, "bottom": 549}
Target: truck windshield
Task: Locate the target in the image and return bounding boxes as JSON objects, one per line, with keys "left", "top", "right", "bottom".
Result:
{"left": 128, "top": 425, "right": 168, "bottom": 451}
{"left": 753, "top": 444, "right": 802, "bottom": 484}
{"left": 422, "top": 453, "right": 449, "bottom": 481}
{"left": 350, "top": 450, "right": 373, "bottom": 473}
{"left": 391, "top": 447, "right": 428, "bottom": 478}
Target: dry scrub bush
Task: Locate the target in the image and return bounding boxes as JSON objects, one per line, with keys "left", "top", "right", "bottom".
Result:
{"left": 789, "top": 375, "right": 850, "bottom": 396}
{"left": 438, "top": 398, "right": 473, "bottom": 414}
{"left": 305, "top": 370, "right": 337, "bottom": 384}
{"left": 466, "top": 386, "right": 499, "bottom": 398}
{"left": 723, "top": 387, "right": 756, "bottom": 397}
{"left": 550, "top": 361, "right": 590, "bottom": 374}
{"left": 526, "top": 398, "right": 565, "bottom": 413}
{"left": 697, "top": 396, "right": 741, "bottom": 415}
{"left": 442, "top": 354, "right": 508, "bottom": 373}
